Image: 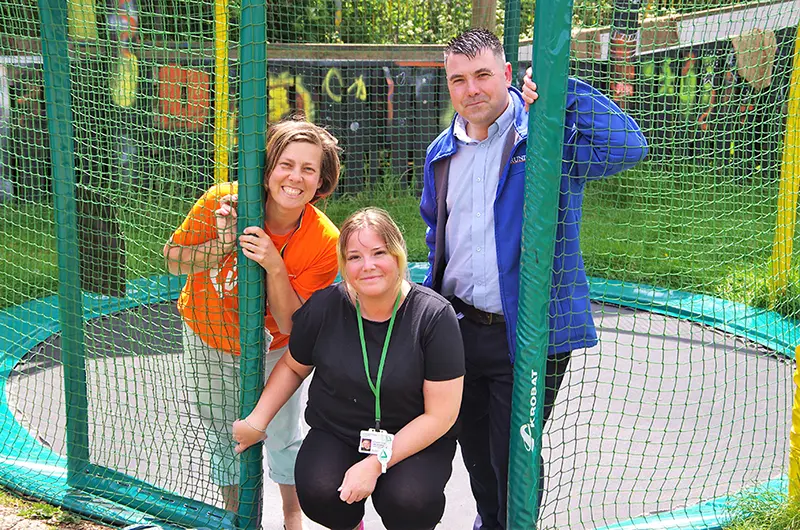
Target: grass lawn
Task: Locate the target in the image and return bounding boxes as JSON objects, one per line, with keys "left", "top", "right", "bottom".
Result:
{"left": 723, "top": 490, "right": 800, "bottom": 529}
{"left": 1, "top": 162, "right": 798, "bottom": 319}
{"left": 581, "top": 164, "right": 800, "bottom": 317}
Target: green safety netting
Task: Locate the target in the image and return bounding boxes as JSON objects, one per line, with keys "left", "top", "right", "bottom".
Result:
{"left": 0, "top": 0, "right": 798, "bottom": 529}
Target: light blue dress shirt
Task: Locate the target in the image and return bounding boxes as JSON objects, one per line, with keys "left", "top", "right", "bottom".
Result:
{"left": 442, "top": 95, "right": 516, "bottom": 315}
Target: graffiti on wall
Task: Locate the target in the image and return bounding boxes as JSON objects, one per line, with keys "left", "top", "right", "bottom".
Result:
{"left": 573, "top": 24, "right": 794, "bottom": 181}
{"left": 122, "top": 27, "right": 798, "bottom": 188}
{"left": 2, "top": 23, "right": 796, "bottom": 201}
{"left": 144, "top": 60, "right": 448, "bottom": 190}
{"left": 151, "top": 63, "right": 441, "bottom": 123}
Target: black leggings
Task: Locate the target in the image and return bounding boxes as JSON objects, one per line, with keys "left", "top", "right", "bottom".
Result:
{"left": 295, "top": 428, "right": 456, "bottom": 530}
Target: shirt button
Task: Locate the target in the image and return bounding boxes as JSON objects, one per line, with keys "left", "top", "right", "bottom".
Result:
{"left": 476, "top": 212, "right": 481, "bottom": 218}
{"left": 477, "top": 178, "right": 482, "bottom": 182}
{"left": 476, "top": 247, "right": 482, "bottom": 252}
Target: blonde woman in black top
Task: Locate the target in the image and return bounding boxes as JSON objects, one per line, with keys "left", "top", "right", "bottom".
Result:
{"left": 232, "top": 207, "right": 465, "bottom": 530}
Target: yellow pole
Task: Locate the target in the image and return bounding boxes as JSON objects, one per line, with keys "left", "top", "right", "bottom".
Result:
{"left": 334, "top": 0, "right": 342, "bottom": 30}
{"left": 214, "top": 0, "right": 231, "bottom": 183}
{"left": 790, "top": 346, "right": 800, "bottom": 501}
{"left": 770, "top": 24, "right": 800, "bottom": 297}
{"left": 67, "top": 0, "right": 98, "bottom": 41}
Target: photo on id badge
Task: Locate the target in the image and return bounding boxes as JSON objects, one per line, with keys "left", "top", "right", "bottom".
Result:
{"left": 359, "top": 429, "right": 392, "bottom": 455}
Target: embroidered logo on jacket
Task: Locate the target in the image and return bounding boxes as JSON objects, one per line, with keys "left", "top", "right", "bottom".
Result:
{"left": 510, "top": 155, "right": 526, "bottom": 164}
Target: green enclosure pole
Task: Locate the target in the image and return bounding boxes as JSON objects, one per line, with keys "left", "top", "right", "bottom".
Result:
{"left": 237, "top": 0, "right": 267, "bottom": 527}
{"left": 508, "top": 0, "right": 573, "bottom": 528}
{"left": 38, "top": 0, "right": 91, "bottom": 485}
{"left": 503, "top": 0, "right": 522, "bottom": 80}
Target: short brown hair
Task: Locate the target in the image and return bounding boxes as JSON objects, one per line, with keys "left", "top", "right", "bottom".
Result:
{"left": 337, "top": 207, "right": 409, "bottom": 288}
{"left": 264, "top": 118, "right": 341, "bottom": 202}
{"left": 444, "top": 27, "right": 505, "bottom": 64}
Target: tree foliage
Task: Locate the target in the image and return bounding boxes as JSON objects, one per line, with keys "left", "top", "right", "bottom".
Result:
{"left": 236, "top": 0, "right": 476, "bottom": 44}
{"left": 0, "top": 0, "right": 756, "bottom": 47}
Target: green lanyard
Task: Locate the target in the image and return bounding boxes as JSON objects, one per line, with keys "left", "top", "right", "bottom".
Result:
{"left": 356, "top": 292, "right": 401, "bottom": 430}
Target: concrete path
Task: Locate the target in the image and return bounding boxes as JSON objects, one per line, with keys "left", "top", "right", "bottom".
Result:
{"left": 260, "top": 445, "right": 475, "bottom": 530}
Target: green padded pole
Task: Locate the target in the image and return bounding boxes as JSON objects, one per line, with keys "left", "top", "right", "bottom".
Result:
{"left": 508, "top": 0, "right": 573, "bottom": 527}
{"left": 38, "top": 0, "right": 91, "bottom": 485}
{"left": 503, "top": 0, "right": 522, "bottom": 81}
{"left": 237, "top": 0, "right": 267, "bottom": 527}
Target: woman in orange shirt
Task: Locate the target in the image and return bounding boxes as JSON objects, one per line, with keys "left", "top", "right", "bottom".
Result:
{"left": 163, "top": 119, "right": 341, "bottom": 530}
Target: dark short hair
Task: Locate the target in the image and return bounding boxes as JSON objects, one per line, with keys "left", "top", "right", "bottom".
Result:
{"left": 264, "top": 117, "right": 341, "bottom": 202}
{"left": 444, "top": 28, "right": 505, "bottom": 63}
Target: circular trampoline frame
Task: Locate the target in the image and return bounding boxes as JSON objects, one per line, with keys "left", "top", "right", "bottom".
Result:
{"left": 0, "top": 265, "right": 798, "bottom": 530}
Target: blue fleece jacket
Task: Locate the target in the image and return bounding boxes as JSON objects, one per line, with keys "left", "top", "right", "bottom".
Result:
{"left": 420, "top": 78, "right": 649, "bottom": 361}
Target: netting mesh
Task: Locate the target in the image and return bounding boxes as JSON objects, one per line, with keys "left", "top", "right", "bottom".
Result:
{"left": 7, "top": 303, "right": 213, "bottom": 502}
{"left": 0, "top": 0, "right": 798, "bottom": 529}
{"left": 540, "top": 2, "right": 799, "bottom": 527}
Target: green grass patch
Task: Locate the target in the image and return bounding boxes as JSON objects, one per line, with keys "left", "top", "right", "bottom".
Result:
{"left": 581, "top": 164, "right": 799, "bottom": 319}
{"left": 718, "top": 265, "right": 800, "bottom": 319}
{"left": 0, "top": 485, "right": 101, "bottom": 528}
{"left": 18, "top": 501, "right": 82, "bottom": 524}
{"left": 0, "top": 201, "right": 58, "bottom": 308}
{"left": 318, "top": 176, "right": 427, "bottom": 262}
{"left": 0, "top": 485, "right": 26, "bottom": 509}
{"left": 0, "top": 185, "right": 196, "bottom": 309}
{"left": 724, "top": 489, "right": 800, "bottom": 529}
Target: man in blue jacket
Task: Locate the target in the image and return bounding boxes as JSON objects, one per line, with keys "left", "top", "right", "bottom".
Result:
{"left": 420, "top": 28, "right": 648, "bottom": 529}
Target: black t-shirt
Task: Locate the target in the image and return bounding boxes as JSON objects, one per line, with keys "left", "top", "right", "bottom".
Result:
{"left": 289, "top": 282, "right": 465, "bottom": 447}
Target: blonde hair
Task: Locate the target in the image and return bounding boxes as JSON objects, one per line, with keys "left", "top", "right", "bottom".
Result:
{"left": 264, "top": 118, "right": 341, "bottom": 202}
{"left": 337, "top": 207, "right": 409, "bottom": 289}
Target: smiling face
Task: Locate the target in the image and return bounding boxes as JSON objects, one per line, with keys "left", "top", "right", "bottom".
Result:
{"left": 445, "top": 48, "right": 512, "bottom": 138}
{"left": 344, "top": 227, "right": 401, "bottom": 301}
{"left": 265, "top": 141, "right": 324, "bottom": 215}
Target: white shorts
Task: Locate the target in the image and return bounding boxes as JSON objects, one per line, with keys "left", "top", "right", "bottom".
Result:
{"left": 183, "top": 324, "right": 304, "bottom": 487}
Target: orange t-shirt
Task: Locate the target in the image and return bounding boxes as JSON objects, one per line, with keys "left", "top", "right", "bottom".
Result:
{"left": 171, "top": 182, "right": 340, "bottom": 354}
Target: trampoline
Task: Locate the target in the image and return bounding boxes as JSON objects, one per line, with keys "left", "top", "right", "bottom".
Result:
{"left": 1, "top": 265, "right": 798, "bottom": 530}
{"left": 7, "top": 0, "right": 800, "bottom": 526}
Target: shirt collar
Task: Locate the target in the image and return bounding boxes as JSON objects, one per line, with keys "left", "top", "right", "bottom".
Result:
{"left": 453, "top": 93, "right": 515, "bottom": 144}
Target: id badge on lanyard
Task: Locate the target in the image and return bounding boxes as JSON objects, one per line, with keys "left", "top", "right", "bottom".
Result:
{"left": 358, "top": 428, "right": 394, "bottom": 472}
{"left": 356, "top": 292, "right": 401, "bottom": 473}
